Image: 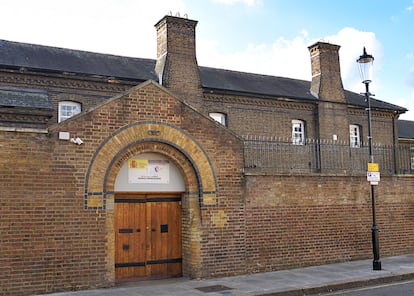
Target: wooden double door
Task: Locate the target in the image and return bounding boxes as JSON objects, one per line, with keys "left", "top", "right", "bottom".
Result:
{"left": 114, "top": 193, "right": 182, "bottom": 281}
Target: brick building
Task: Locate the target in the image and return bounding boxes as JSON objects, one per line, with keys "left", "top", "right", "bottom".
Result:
{"left": 0, "top": 15, "right": 413, "bottom": 295}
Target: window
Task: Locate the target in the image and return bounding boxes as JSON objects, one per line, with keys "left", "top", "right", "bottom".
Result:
{"left": 292, "top": 120, "right": 305, "bottom": 145}
{"left": 411, "top": 148, "right": 414, "bottom": 170}
{"left": 209, "top": 112, "right": 227, "bottom": 126}
{"left": 349, "top": 124, "right": 361, "bottom": 148}
{"left": 58, "top": 101, "right": 81, "bottom": 122}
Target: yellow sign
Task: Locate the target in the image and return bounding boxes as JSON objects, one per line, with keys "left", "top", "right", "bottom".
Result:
{"left": 128, "top": 159, "right": 170, "bottom": 184}
{"left": 128, "top": 159, "right": 148, "bottom": 169}
{"left": 367, "top": 163, "right": 379, "bottom": 172}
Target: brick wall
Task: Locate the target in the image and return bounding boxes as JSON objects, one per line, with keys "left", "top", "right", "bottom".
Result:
{"left": 0, "top": 81, "right": 245, "bottom": 295}
{"left": 203, "top": 93, "right": 397, "bottom": 148}
{"left": 175, "top": 98, "right": 246, "bottom": 278}
{"left": 349, "top": 108, "right": 397, "bottom": 145}
{"left": 0, "top": 67, "right": 410, "bottom": 296}
{"left": 244, "top": 174, "right": 414, "bottom": 273}
{"left": 204, "top": 93, "right": 317, "bottom": 139}
{"left": 0, "top": 132, "right": 110, "bottom": 295}
{"left": 0, "top": 15, "right": 411, "bottom": 296}
{"left": 1, "top": 84, "right": 413, "bottom": 295}
{"left": 204, "top": 93, "right": 400, "bottom": 175}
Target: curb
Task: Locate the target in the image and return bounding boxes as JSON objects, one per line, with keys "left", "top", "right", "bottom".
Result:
{"left": 256, "top": 272, "right": 414, "bottom": 296}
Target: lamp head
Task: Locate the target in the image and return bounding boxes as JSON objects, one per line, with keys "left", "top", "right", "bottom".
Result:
{"left": 357, "top": 47, "right": 374, "bottom": 84}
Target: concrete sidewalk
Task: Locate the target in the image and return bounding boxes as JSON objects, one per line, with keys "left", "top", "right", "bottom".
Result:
{"left": 38, "top": 254, "right": 414, "bottom": 296}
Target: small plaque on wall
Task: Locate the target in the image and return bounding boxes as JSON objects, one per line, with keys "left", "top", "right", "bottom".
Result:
{"left": 128, "top": 159, "right": 170, "bottom": 184}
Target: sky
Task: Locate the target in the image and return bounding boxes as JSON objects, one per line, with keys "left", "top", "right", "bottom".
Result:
{"left": 1, "top": 0, "right": 414, "bottom": 120}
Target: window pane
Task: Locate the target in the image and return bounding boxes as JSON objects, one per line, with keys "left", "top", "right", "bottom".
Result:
{"left": 292, "top": 120, "right": 305, "bottom": 145}
{"left": 209, "top": 113, "right": 226, "bottom": 126}
{"left": 349, "top": 125, "right": 360, "bottom": 148}
{"left": 411, "top": 147, "right": 414, "bottom": 170}
{"left": 59, "top": 101, "right": 81, "bottom": 122}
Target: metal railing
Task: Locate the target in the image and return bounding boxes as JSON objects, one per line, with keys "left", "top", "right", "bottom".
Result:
{"left": 243, "top": 135, "right": 413, "bottom": 175}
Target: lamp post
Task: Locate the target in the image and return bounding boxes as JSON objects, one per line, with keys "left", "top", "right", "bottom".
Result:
{"left": 357, "top": 47, "right": 381, "bottom": 270}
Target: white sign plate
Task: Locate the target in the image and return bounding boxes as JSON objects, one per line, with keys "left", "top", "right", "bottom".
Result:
{"left": 367, "top": 171, "right": 380, "bottom": 183}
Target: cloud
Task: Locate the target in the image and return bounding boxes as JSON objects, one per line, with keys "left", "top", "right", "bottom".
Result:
{"left": 395, "top": 95, "right": 414, "bottom": 120}
{"left": 0, "top": 0, "right": 188, "bottom": 58}
{"left": 407, "top": 0, "right": 414, "bottom": 11}
{"left": 197, "top": 26, "right": 414, "bottom": 119}
{"left": 197, "top": 26, "right": 381, "bottom": 91}
{"left": 322, "top": 28, "right": 382, "bottom": 94}
{"left": 397, "top": 65, "right": 414, "bottom": 120}
{"left": 197, "top": 30, "right": 312, "bottom": 80}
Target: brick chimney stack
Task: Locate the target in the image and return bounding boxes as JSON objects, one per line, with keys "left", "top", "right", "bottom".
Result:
{"left": 155, "top": 15, "right": 203, "bottom": 105}
{"left": 308, "top": 42, "right": 345, "bottom": 103}
{"left": 308, "top": 41, "right": 350, "bottom": 148}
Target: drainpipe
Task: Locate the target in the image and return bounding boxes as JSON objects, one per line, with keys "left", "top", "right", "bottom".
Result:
{"left": 392, "top": 111, "right": 398, "bottom": 174}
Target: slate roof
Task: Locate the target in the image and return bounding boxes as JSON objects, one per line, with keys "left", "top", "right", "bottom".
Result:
{"left": 0, "top": 87, "right": 53, "bottom": 110}
{"left": 0, "top": 39, "right": 157, "bottom": 82}
{"left": 199, "top": 66, "right": 407, "bottom": 112}
{"left": 0, "top": 39, "right": 407, "bottom": 113}
{"left": 398, "top": 120, "right": 414, "bottom": 139}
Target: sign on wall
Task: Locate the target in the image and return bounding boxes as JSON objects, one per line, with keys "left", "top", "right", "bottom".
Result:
{"left": 128, "top": 159, "right": 170, "bottom": 184}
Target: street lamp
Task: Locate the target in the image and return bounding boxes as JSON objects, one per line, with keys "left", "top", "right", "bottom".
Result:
{"left": 357, "top": 47, "right": 381, "bottom": 271}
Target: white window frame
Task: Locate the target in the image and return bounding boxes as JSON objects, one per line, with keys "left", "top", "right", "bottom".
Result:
{"left": 292, "top": 120, "right": 305, "bottom": 145}
{"left": 58, "top": 101, "right": 82, "bottom": 123}
{"left": 209, "top": 112, "right": 227, "bottom": 126}
{"left": 349, "top": 124, "right": 361, "bottom": 148}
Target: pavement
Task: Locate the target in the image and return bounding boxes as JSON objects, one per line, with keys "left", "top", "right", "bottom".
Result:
{"left": 38, "top": 254, "right": 414, "bottom": 296}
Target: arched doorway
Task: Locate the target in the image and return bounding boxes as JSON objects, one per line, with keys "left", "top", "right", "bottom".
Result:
{"left": 84, "top": 122, "right": 218, "bottom": 282}
{"left": 114, "top": 153, "right": 185, "bottom": 281}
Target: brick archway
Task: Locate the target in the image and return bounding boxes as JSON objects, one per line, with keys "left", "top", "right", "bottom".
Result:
{"left": 84, "top": 121, "right": 217, "bottom": 281}
{"left": 84, "top": 121, "right": 217, "bottom": 208}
